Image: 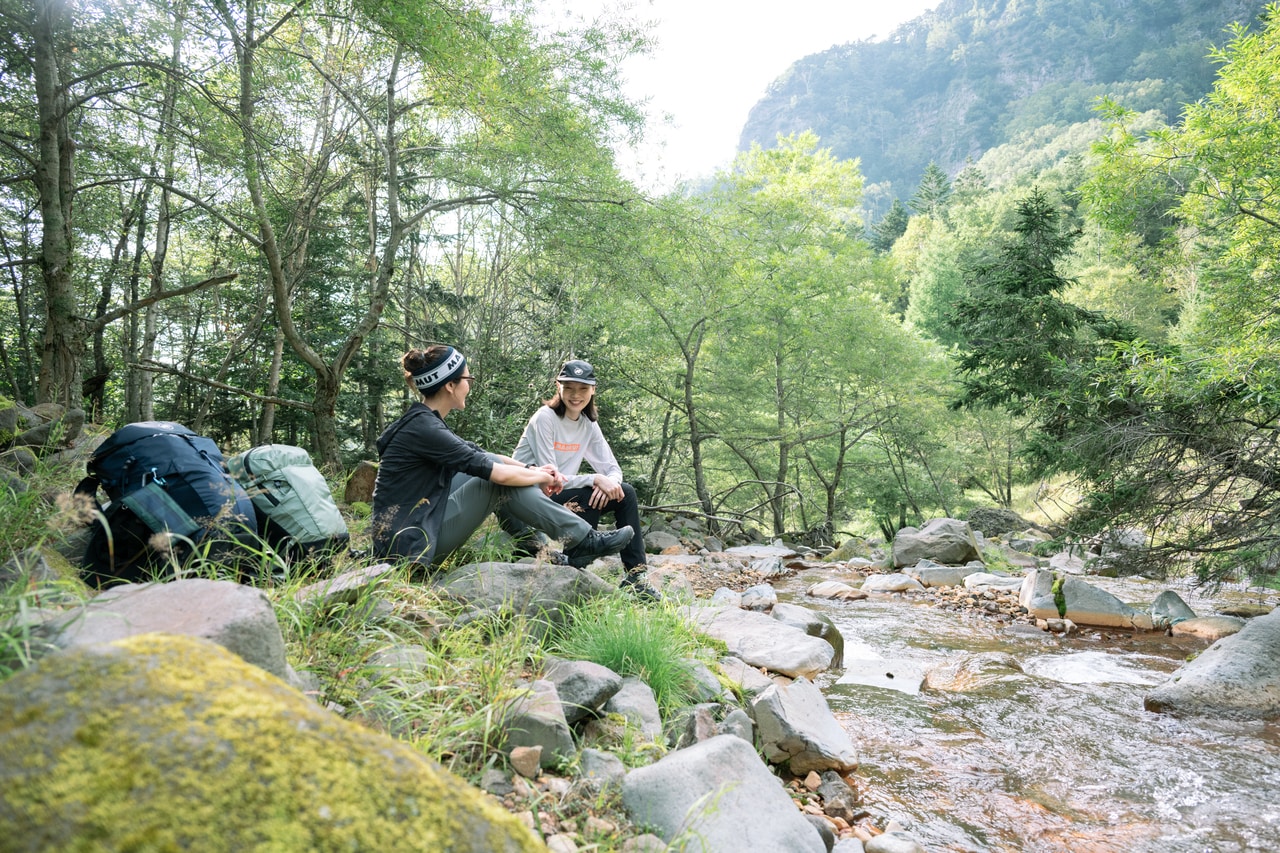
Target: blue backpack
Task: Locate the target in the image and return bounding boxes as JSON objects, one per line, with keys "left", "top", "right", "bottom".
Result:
{"left": 75, "top": 421, "right": 257, "bottom": 587}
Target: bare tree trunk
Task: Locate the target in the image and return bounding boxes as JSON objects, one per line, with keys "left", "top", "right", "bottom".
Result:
{"left": 258, "top": 324, "right": 285, "bottom": 444}
{"left": 32, "top": 0, "right": 83, "bottom": 408}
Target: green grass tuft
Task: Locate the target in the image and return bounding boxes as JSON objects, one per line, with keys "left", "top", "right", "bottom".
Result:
{"left": 547, "top": 595, "right": 702, "bottom": 714}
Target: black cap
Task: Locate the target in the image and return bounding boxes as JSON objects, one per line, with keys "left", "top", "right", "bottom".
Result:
{"left": 556, "top": 359, "right": 597, "bottom": 385}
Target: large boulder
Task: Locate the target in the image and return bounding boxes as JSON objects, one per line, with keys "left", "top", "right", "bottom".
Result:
{"left": 685, "top": 605, "right": 834, "bottom": 679}
{"left": 1145, "top": 607, "right": 1280, "bottom": 720}
{"left": 435, "top": 561, "right": 612, "bottom": 635}
{"left": 621, "top": 734, "right": 826, "bottom": 852}
{"left": 1018, "top": 570, "right": 1154, "bottom": 630}
{"left": 752, "top": 677, "right": 859, "bottom": 775}
{"left": 892, "top": 518, "right": 980, "bottom": 567}
{"left": 36, "top": 578, "right": 292, "bottom": 680}
{"left": 0, "top": 633, "right": 542, "bottom": 852}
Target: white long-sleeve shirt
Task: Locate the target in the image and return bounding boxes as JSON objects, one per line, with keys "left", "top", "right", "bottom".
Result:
{"left": 512, "top": 405, "right": 623, "bottom": 490}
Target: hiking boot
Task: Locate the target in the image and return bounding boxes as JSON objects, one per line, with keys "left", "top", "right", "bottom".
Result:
{"left": 564, "top": 526, "right": 634, "bottom": 568}
{"left": 620, "top": 568, "right": 660, "bottom": 602}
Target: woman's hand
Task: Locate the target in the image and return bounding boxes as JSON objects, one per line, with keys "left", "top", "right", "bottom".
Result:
{"left": 536, "top": 464, "right": 566, "bottom": 497}
{"left": 590, "top": 474, "right": 624, "bottom": 509}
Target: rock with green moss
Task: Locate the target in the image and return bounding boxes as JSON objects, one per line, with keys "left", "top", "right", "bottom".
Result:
{"left": 0, "top": 633, "right": 546, "bottom": 853}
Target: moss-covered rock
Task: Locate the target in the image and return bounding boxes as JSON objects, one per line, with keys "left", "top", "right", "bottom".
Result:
{"left": 0, "top": 633, "right": 545, "bottom": 853}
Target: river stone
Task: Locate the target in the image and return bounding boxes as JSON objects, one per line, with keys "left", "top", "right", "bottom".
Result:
{"left": 686, "top": 605, "right": 834, "bottom": 679}
{"left": 861, "top": 573, "right": 926, "bottom": 593}
{"left": 808, "top": 580, "right": 868, "bottom": 600}
{"left": 1170, "top": 615, "right": 1246, "bottom": 641}
{"left": 771, "top": 602, "right": 845, "bottom": 669}
{"left": 645, "top": 531, "right": 682, "bottom": 552}
{"left": 1019, "top": 570, "right": 1154, "bottom": 630}
{"left": 892, "top": 518, "right": 980, "bottom": 567}
{"left": 1150, "top": 590, "right": 1198, "bottom": 629}
{"left": 964, "top": 572, "right": 1025, "bottom": 591}
{"left": 1047, "top": 551, "right": 1087, "bottom": 575}
{"left": 1145, "top": 606, "right": 1280, "bottom": 720}
{"left": 38, "top": 578, "right": 291, "bottom": 681}
{"left": 923, "top": 652, "right": 1025, "bottom": 692}
{"left": 0, "top": 633, "right": 542, "bottom": 852}
{"left": 740, "top": 583, "right": 778, "bottom": 610}
{"left": 752, "top": 677, "right": 859, "bottom": 775}
{"left": 907, "top": 564, "right": 971, "bottom": 587}
{"left": 866, "top": 831, "right": 928, "bottom": 853}
{"left": 621, "top": 734, "right": 826, "bottom": 852}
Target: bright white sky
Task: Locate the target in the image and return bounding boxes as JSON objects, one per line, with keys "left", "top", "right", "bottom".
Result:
{"left": 541, "top": 0, "right": 939, "bottom": 190}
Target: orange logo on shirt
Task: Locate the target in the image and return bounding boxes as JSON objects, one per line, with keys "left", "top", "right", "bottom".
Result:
{"left": 554, "top": 441, "right": 581, "bottom": 452}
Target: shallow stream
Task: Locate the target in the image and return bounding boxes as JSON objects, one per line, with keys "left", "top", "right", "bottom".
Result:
{"left": 775, "top": 570, "right": 1280, "bottom": 853}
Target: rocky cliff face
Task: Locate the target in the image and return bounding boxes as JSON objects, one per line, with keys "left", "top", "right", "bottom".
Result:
{"left": 739, "top": 0, "right": 1265, "bottom": 205}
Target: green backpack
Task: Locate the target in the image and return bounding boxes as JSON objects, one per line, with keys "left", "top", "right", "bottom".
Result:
{"left": 227, "top": 444, "right": 349, "bottom": 561}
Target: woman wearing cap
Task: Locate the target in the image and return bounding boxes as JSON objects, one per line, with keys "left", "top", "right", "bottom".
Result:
{"left": 507, "top": 359, "right": 655, "bottom": 599}
{"left": 371, "top": 346, "right": 634, "bottom": 569}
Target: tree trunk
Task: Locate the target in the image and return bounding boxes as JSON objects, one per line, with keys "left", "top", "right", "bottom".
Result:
{"left": 32, "top": 0, "right": 83, "bottom": 408}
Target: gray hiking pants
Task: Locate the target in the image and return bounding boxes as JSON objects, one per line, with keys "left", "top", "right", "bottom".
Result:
{"left": 433, "top": 468, "right": 591, "bottom": 562}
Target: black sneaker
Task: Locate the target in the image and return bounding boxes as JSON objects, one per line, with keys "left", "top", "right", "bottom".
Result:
{"left": 564, "top": 526, "right": 634, "bottom": 568}
{"left": 620, "top": 569, "right": 660, "bottom": 602}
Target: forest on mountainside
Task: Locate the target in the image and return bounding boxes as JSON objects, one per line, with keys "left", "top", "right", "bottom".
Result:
{"left": 4, "top": 0, "right": 1280, "bottom": 588}
{"left": 740, "top": 0, "right": 1267, "bottom": 216}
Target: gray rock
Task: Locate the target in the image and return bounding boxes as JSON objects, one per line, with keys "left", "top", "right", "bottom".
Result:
{"left": 752, "top": 677, "right": 859, "bottom": 775}
{"left": 833, "top": 839, "right": 867, "bottom": 853}
{"left": 685, "top": 658, "right": 725, "bottom": 702}
{"left": 740, "top": 582, "right": 778, "bottom": 611}
{"left": 1145, "top": 607, "right": 1280, "bottom": 720}
{"left": 645, "top": 531, "right": 682, "bottom": 552}
{"left": 716, "top": 707, "right": 754, "bottom": 744}
{"left": 816, "top": 770, "right": 860, "bottom": 822}
{"left": 293, "top": 563, "right": 398, "bottom": 609}
{"left": 621, "top": 734, "right": 826, "bottom": 852}
{"left": 963, "top": 572, "right": 1024, "bottom": 591}
{"left": 861, "top": 573, "right": 925, "bottom": 593}
{"left": 687, "top": 605, "right": 834, "bottom": 679}
{"left": 892, "top": 518, "right": 980, "bottom": 567}
{"left": 40, "top": 578, "right": 290, "bottom": 680}
{"left": 1170, "top": 615, "right": 1246, "bottom": 641}
{"left": 771, "top": 602, "right": 845, "bottom": 669}
{"left": 544, "top": 657, "right": 624, "bottom": 724}
{"left": 805, "top": 814, "right": 836, "bottom": 851}
{"left": 0, "top": 634, "right": 539, "bottom": 851}
{"left": 435, "top": 561, "right": 613, "bottom": 637}
{"left": 907, "top": 564, "right": 972, "bottom": 587}
{"left": 866, "top": 831, "right": 928, "bottom": 853}
{"left": 603, "top": 676, "right": 663, "bottom": 741}
{"left": 749, "top": 556, "right": 788, "bottom": 578}
{"left": 1151, "top": 589, "right": 1197, "bottom": 629}
{"left": 501, "top": 679, "right": 576, "bottom": 767}
{"left": 480, "top": 767, "right": 514, "bottom": 796}
{"left": 1019, "top": 570, "right": 1154, "bottom": 630}
{"left": 579, "top": 747, "right": 627, "bottom": 789}
{"left": 710, "top": 587, "right": 742, "bottom": 607}
{"left": 666, "top": 702, "right": 719, "bottom": 750}
{"left": 716, "top": 655, "right": 776, "bottom": 698}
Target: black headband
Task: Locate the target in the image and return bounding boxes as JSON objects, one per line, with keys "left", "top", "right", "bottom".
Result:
{"left": 411, "top": 347, "right": 466, "bottom": 395}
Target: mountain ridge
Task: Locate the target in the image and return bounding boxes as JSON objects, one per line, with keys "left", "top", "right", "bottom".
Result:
{"left": 739, "top": 0, "right": 1266, "bottom": 209}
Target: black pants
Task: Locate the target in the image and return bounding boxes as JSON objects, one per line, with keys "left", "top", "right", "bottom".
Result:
{"left": 501, "top": 481, "right": 647, "bottom": 569}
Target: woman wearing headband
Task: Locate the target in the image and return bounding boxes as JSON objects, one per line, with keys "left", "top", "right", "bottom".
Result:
{"left": 505, "top": 359, "right": 656, "bottom": 599}
{"left": 371, "top": 346, "right": 633, "bottom": 569}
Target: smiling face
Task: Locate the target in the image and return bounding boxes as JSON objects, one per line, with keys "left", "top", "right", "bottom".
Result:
{"left": 557, "top": 380, "right": 595, "bottom": 419}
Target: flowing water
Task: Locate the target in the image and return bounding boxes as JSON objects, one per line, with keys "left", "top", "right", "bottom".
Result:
{"left": 774, "top": 570, "right": 1280, "bottom": 853}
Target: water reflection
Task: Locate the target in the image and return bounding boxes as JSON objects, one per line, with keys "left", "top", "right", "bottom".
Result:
{"left": 778, "top": 574, "right": 1280, "bottom": 852}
